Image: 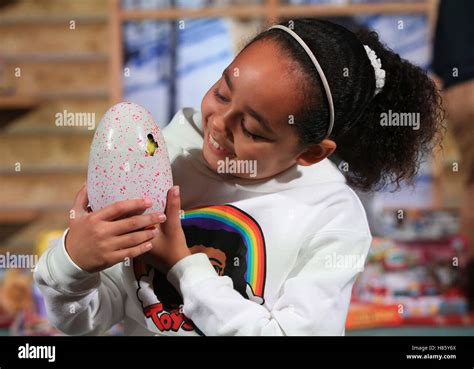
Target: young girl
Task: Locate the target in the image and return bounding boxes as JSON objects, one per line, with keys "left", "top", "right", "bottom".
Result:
{"left": 35, "top": 19, "right": 443, "bottom": 336}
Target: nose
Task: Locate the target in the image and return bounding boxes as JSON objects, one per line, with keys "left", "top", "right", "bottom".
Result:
{"left": 210, "top": 114, "right": 233, "bottom": 143}
{"left": 210, "top": 114, "right": 226, "bottom": 133}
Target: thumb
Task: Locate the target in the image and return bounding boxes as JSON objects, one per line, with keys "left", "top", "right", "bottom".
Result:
{"left": 71, "top": 182, "right": 89, "bottom": 219}
{"left": 162, "top": 186, "right": 182, "bottom": 233}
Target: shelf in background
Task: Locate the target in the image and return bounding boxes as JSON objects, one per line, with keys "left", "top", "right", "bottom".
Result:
{"left": 2, "top": 52, "right": 109, "bottom": 63}
{"left": 119, "top": 2, "right": 430, "bottom": 21}
{"left": 0, "top": 14, "right": 108, "bottom": 25}
{"left": 0, "top": 95, "right": 42, "bottom": 109}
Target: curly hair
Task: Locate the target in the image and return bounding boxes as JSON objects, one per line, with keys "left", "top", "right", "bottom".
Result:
{"left": 243, "top": 19, "right": 445, "bottom": 191}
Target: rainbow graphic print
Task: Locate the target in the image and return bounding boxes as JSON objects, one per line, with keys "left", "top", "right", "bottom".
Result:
{"left": 182, "top": 204, "right": 266, "bottom": 298}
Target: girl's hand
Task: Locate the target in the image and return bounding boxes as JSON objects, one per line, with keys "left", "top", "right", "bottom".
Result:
{"left": 140, "top": 186, "right": 191, "bottom": 274}
{"left": 65, "top": 183, "right": 167, "bottom": 273}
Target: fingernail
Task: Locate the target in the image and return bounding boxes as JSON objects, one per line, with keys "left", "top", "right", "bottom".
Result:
{"left": 152, "top": 227, "right": 160, "bottom": 235}
{"left": 158, "top": 214, "right": 166, "bottom": 222}
{"left": 173, "top": 186, "right": 180, "bottom": 197}
{"left": 145, "top": 242, "right": 153, "bottom": 249}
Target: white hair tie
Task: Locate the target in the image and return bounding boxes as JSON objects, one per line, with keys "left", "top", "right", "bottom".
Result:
{"left": 363, "top": 45, "right": 386, "bottom": 97}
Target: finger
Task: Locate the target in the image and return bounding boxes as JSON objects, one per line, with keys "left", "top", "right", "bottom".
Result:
{"left": 162, "top": 186, "right": 181, "bottom": 232}
{"left": 111, "top": 227, "right": 159, "bottom": 250}
{"left": 96, "top": 198, "right": 152, "bottom": 221}
{"left": 113, "top": 241, "right": 153, "bottom": 263}
{"left": 115, "top": 206, "right": 148, "bottom": 221}
{"left": 109, "top": 211, "right": 166, "bottom": 236}
{"left": 71, "top": 183, "right": 89, "bottom": 218}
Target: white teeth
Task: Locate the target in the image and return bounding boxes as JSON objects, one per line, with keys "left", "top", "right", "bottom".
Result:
{"left": 209, "top": 134, "right": 224, "bottom": 150}
{"left": 209, "top": 133, "right": 236, "bottom": 157}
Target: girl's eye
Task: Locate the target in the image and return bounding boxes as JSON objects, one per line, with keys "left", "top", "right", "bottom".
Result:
{"left": 213, "top": 89, "right": 229, "bottom": 102}
{"left": 241, "top": 120, "right": 265, "bottom": 141}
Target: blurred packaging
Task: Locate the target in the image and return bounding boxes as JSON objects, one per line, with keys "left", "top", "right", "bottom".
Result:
{"left": 347, "top": 236, "right": 471, "bottom": 330}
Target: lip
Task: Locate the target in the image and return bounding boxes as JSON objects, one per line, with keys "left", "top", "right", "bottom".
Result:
{"left": 207, "top": 132, "right": 233, "bottom": 157}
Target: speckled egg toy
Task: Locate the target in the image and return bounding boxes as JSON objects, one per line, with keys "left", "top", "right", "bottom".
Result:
{"left": 87, "top": 101, "right": 173, "bottom": 214}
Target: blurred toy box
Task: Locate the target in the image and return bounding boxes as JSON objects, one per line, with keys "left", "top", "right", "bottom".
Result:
{"left": 0, "top": 231, "right": 124, "bottom": 336}
{"left": 347, "top": 233, "right": 472, "bottom": 330}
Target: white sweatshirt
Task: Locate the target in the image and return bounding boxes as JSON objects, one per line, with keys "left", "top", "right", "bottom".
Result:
{"left": 34, "top": 107, "right": 372, "bottom": 336}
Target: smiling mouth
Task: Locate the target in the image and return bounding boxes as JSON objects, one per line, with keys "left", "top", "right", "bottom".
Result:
{"left": 209, "top": 133, "right": 225, "bottom": 150}
{"left": 208, "top": 133, "right": 235, "bottom": 157}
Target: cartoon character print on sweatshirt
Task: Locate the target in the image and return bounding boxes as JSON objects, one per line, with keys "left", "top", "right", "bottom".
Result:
{"left": 133, "top": 204, "right": 266, "bottom": 334}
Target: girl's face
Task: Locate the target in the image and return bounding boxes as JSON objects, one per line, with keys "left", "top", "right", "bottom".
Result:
{"left": 201, "top": 39, "right": 331, "bottom": 180}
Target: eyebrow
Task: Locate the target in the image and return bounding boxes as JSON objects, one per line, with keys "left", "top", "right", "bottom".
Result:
{"left": 222, "top": 68, "right": 273, "bottom": 134}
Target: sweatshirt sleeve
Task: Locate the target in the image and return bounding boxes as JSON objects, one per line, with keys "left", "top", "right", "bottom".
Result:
{"left": 167, "top": 231, "right": 371, "bottom": 336}
{"left": 33, "top": 229, "right": 126, "bottom": 336}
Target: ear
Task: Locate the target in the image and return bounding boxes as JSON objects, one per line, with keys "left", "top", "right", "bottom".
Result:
{"left": 296, "top": 139, "right": 336, "bottom": 166}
